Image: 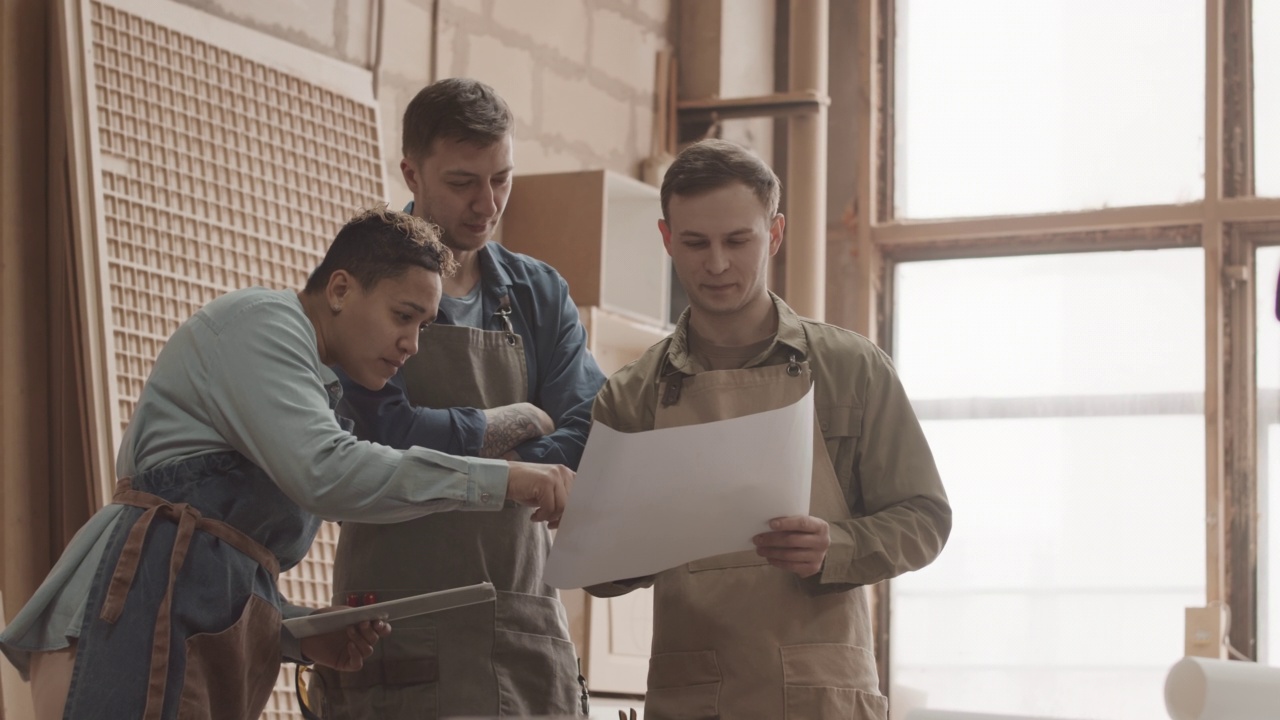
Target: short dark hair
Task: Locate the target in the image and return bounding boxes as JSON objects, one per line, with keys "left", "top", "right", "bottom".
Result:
{"left": 304, "top": 205, "right": 457, "bottom": 293}
{"left": 660, "top": 139, "right": 781, "bottom": 219}
{"left": 401, "top": 78, "right": 513, "bottom": 160}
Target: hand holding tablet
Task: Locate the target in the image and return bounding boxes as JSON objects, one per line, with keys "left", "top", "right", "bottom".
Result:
{"left": 283, "top": 582, "right": 497, "bottom": 639}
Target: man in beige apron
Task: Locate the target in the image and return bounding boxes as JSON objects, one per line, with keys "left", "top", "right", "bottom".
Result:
{"left": 586, "top": 139, "right": 952, "bottom": 719}
{"left": 318, "top": 79, "right": 605, "bottom": 718}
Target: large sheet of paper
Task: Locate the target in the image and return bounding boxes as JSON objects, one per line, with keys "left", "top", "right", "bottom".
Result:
{"left": 545, "top": 387, "right": 814, "bottom": 589}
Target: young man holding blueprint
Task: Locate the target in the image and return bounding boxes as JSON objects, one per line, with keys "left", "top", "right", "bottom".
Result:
{"left": 584, "top": 139, "right": 953, "bottom": 719}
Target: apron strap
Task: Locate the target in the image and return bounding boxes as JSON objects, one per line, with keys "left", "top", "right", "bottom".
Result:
{"left": 99, "top": 478, "right": 281, "bottom": 720}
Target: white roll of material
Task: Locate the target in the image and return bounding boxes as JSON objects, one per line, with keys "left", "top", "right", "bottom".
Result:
{"left": 1164, "top": 656, "right": 1280, "bottom": 720}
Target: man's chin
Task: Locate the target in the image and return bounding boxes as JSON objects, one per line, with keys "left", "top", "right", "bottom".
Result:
{"left": 442, "top": 229, "right": 491, "bottom": 252}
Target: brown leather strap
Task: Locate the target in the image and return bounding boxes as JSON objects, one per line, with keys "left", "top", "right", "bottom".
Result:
{"left": 99, "top": 478, "right": 280, "bottom": 720}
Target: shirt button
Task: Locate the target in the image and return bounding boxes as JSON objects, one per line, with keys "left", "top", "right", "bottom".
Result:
{"left": 480, "top": 492, "right": 492, "bottom": 503}
{"left": 820, "top": 421, "right": 829, "bottom": 431}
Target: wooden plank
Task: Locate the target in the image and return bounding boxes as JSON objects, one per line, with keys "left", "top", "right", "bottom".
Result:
{"left": 1222, "top": 0, "right": 1254, "bottom": 198}
{"left": 1221, "top": 196, "right": 1280, "bottom": 222}
{"left": 852, "top": 0, "right": 894, "bottom": 696}
{"left": 874, "top": 202, "right": 1208, "bottom": 247}
{"left": 2, "top": 0, "right": 53, "bottom": 628}
{"left": 1221, "top": 0, "right": 1258, "bottom": 661}
{"left": 881, "top": 224, "right": 1201, "bottom": 262}
{"left": 676, "top": 90, "right": 829, "bottom": 120}
{"left": 1224, "top": 228, "right": 1258, "bottom": 659}
{"left": 1204, "top": 0, "right": 1228, "bottom": 618}
{"left": 59, "top": 0, "right": 116, "bottom": 508}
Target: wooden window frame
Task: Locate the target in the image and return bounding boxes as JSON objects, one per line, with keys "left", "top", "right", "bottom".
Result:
{"left": 849, "top": 0, "right": 1279, "bottom": 692}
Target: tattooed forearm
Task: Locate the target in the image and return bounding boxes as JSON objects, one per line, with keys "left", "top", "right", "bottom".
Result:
{"left": 479, "top": 403, "right": 553, "bottom": 458}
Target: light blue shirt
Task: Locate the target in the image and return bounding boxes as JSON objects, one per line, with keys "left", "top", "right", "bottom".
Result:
{"left": 116, "top": 287, "right": 508, "bottom": 518}
{"left": 1, "top": 287, "right": 508, "bottom": 674}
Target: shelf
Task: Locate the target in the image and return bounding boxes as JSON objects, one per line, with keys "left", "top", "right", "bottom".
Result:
{"left": 676, "top": 90, "right": 830, "bottom": 121}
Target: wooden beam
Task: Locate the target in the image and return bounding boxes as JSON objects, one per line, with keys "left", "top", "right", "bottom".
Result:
{"left": 676, "top": 90, "right": 829, "bottom": 120}
{"left": 1224, "top": 227, "right": 1258, "bottom": 659}
{"left": 880, "top": 224, "right": 1200, "bottom": 263}
{"left": 1222, "top": 0, "right": 1254, "bottom": 198}
{"left": 874, "top": 203, "right": 1208, "bottom": 246}
{"left": 851, "top": 0, "right": 881, "bottom": 339}
{"left": 1, "top": 0, "right": 51, "bottom": 623}
{"left": 1222, "top": 0, "right": 1258, "bottom": 661}
{"left": 784, "top": 0, "right": 829, "bottom": 321}
{"left": 1204, "top": 0, "right": 1228, "bottom": 617}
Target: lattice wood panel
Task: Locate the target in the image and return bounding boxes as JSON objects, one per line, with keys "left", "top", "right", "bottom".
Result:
{"left": 68, "top": 2, "right": 385, "bottom": 716}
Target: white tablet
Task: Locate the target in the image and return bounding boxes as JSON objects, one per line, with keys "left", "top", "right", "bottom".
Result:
{"left": 282, "top": 582, "right": 497, "bottom": 639}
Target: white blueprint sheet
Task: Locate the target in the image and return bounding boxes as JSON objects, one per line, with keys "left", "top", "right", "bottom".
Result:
{"left": 544, "top": 387, "right": 814, "bottom": 589}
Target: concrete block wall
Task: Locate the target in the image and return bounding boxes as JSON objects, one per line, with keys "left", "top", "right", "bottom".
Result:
{"left": 434, "top": 0, "right": 672, "bottom": 181}
{"left": 172, "top": 0, "right": 377, "bottom": 67}
{"left": 173, "top": 0, "right": 672, "bottom": 200}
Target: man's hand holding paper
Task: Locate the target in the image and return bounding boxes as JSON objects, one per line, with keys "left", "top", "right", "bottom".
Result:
{"left": 544, "top": 387, "right": 816, "bottom": 589}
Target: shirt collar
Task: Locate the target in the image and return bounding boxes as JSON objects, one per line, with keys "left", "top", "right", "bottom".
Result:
{"left": 661, "top": 291, "right": 808, "bottom": 376}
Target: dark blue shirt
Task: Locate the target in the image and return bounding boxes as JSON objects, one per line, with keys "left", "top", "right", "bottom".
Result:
{"left": 336, "top": 240, "right": 606, "bottom": 470}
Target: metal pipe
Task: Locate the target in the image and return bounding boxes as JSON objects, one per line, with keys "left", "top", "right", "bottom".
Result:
{"left": 784, "top": 0, "right": 829, "bottom": 321}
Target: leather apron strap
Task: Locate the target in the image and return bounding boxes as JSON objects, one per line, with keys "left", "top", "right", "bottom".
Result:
{"left": 100, "top": 478, "right": 279, "bottom": 720}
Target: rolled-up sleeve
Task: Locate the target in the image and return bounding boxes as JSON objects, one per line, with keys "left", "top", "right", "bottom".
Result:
{"left": 201, "top": 303, "right": 508, "bottom": 524}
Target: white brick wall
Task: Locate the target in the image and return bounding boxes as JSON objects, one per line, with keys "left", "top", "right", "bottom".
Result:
{"left": 490, "top": 0, "right": 591, "bottom": 64}
{"left": 437, "top": 0, "right": 671, "bottom": 176}
{"left": 464, "top": 33, "right": 537, "bottom": 121}
{"left": 588, "top": 5, "right": 661, "bottom": 86}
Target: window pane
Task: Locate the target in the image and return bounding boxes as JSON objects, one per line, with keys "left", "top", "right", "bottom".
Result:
{"left": 895, "top": 0, "right": 1204, "bottom": 219}
{"left": 895, "top": 250, "right": 1205, "bottom": 398}
{"left": 1258, "top": 0, "right": 1280, "bottom": 197}
{"left": 1256, "top": 246, "right": 1280, "bottom": 663}
{"left": 891, "top": 250, "right": 1206, "bottom": 720}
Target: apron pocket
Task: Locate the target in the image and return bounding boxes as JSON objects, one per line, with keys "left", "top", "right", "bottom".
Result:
{"left": 176, "top": 593, "right": 281, "bottom": 720}
{"left": 780, "top": 643, "right": 885, "bottom": 720}
{"left": 492, "top": 592, "right": 580, "bottom": 715}
{"left": 687, "top": 549, "right": 769, "bottom": 573}
{"left": 645, "top": 650, "right": 721, "bottom": 720}
{"left": 321, "top": 627, "right": 441, "bottom": 720}
{"left": 337, "top": 626, "right": 440, "bottom": 687}
{"left": 784, "top": 686, "right": 887, "bottom": 720}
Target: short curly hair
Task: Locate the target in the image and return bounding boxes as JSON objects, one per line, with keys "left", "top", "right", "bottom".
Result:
{"left": 305, "top": 205, "right": 457, "bottom": 293}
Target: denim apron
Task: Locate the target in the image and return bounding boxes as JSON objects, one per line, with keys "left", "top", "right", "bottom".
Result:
{"left": 322, "top": 296, "right": 582, "bottom": 718}
{"left": 642, "top": 355, "right": 888, "bottom": 720}
{"left": 60, "top": 451, "right": 322, "bottom": 720}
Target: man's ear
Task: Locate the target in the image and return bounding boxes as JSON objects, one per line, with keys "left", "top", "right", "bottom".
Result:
{"left": 768, "top": 214, "right": 786, "bottom": 256}
{"left": 659, "top": 218, "right": 674, "bottom": 257}
{"left": 400, "top": 158, "right": 420, "bottom": 195}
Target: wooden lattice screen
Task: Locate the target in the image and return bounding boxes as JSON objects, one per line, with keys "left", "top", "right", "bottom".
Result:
{"left": 61, "top": 1, "right": 386, "bottom": 716}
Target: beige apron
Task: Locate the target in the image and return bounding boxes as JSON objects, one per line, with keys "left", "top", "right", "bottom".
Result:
{"left": 323, "top": 301, "right": 582, "bottom": 718}
{"left": 644, "top": 358, "right": 888, "bottom": 720}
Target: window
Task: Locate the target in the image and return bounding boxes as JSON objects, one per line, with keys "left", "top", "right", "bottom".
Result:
{"left": 894, "top": 0, "right": 1204, "bottom": 219}
{"left": 890, "top": 249, "right": 1206, "bottom": 720}
{"left": 1257, "top": 245, "right": 1280, "bottom": 663}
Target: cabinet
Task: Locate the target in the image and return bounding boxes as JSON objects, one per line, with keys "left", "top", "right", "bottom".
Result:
{"left": 501, "top": 170, "right": 672, "bottom": 328}
{"left": 570, "top": 307, "right": 664, "bottom": 696}
{"left": 501, "top": 169, "right": 672, "bottom": 696}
